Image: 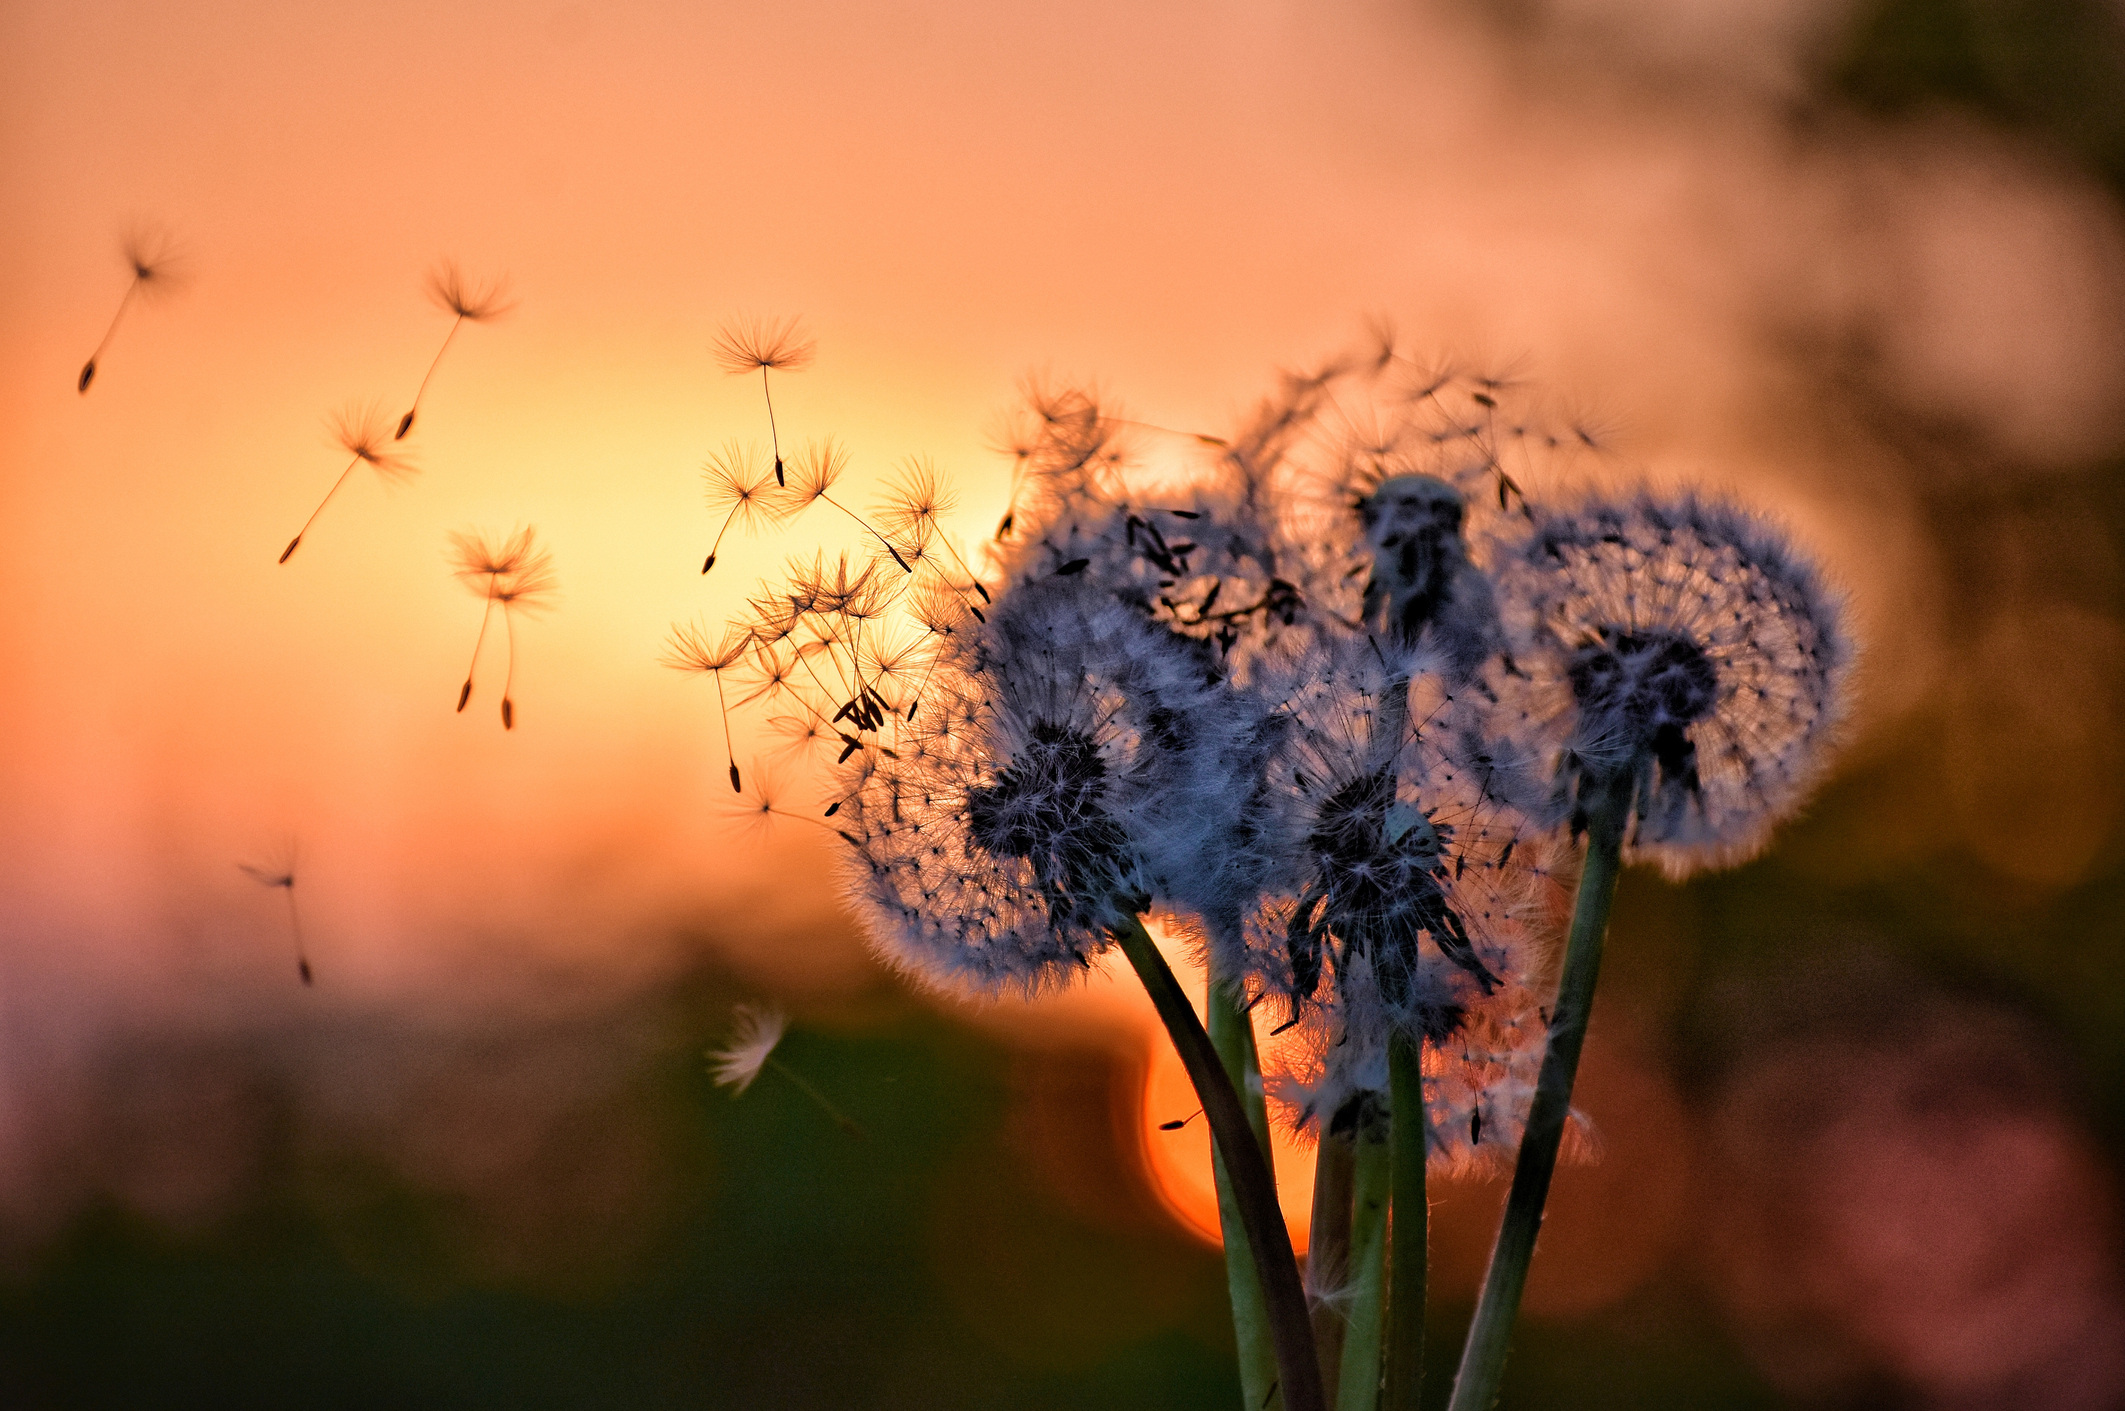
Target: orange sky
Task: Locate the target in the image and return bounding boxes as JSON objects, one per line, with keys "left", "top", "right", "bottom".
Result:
{"left": 6, "top": 0, "right": 2125, "bottom": 1244}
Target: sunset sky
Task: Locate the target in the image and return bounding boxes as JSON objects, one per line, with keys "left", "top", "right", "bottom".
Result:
{"left": 7, "top": 0, "right": 2125, "bottom": 1359}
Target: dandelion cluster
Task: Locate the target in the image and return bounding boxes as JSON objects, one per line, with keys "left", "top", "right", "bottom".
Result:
{"left": 661, "top": 329, "right": 1852, "bottom": 1410}
{"left": 681, "top": 336, "right": 1836, "bottom": 1174}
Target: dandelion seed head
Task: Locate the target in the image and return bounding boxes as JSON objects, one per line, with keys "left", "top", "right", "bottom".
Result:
{"left": 118, "top": 223, "right": 186, "bottom": 294}
{"left": 329, "top": 403, "right": 418, "bottom": 483}
{"left": 775, "top": 438, "right": 849, "bottom": 521}
{"left": 426, "top": 259, "right": 515, "bottom": 322}
{"left": 836, "top": 578, "right": 1226, "bottom": 995}
{"left": 704, "top": 443, "right": 777, "bottom": 521}
{"left": 712, "top": 316, "right": 816, "bottom": 376}
{"left": 709, "top": 1002, "right": 789, "bottom": 1094}
{"left": 664, "top": 620, "right": 753, "bottom": 674}
{"left": 1470, "top": 489, "right": 1853, "bottom": 874}
{"left": 450, "top": 526, "right": 556, "bottom": 609}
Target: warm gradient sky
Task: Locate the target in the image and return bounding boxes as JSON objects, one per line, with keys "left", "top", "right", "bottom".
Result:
{"left": 6, "top": 0, "right": 2125, "bottom": 1301}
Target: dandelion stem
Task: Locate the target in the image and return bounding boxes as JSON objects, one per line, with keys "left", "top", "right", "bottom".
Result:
{"left": 1207, "top": 963, "right": 1280, "bottom": 1411}
{"left": 79, "top": 281, "right": 141, "bottom": 392}
{"left": 1309, "top": 1117, "right": 1359, "bottom": 1404}
{"left": 762, "top": 366, "right": 785, "bottom": 486}
{"left": 501, "top": 602, "right": 519, "bottom": 729}
{"left": 715, "top": 671, "right": 740, "bottom": 792}
{"left": 1385, "top": 1033, "right": 1426, "bottom": 1410}
{"left": 284, "top": 886, "right": 312, "bottom": 986}
{"left": 822, "top": 495, "right": 912, "bottom": 572}
{"left": 1337, "top": 1121, "right": 1390, "bottom": 1411}
{"left": 460, "top": 583, "right": 496, "bottom": 711}
{"left": 763, "top": 1055, "right": 865, "bottom": 1139}
{"left": 399, "top": 315, "right": 464, "bottom": 438}
{"left": 1446, "top": 767, "right": 1631, "bottom": 1411}
{"left": 1113, "top": 918, "right": 1324, "bottom": 1411}
{"left": 281, "top": 455, "right": 362, "bottom": 562}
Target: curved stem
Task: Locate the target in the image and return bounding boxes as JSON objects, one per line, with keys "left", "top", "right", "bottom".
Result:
{"left": 1386, "top": 1034, "right": 1427, "bottom": 1410}
{"left": 281, "top": 454, "right": 362, "bottom": 561}
{"left": 1446, "top": 769, "right": 1631, "bottom": 1411}
{"left": 762, "top": 366, "right": 785, "bottom": 485}
{"left": 1337, "top": 1122, "right": 1390, "bottom": 1411}
{"left": 763, "top": 1056, "right": 865, "bottom": 1139}
{"left": 460, "top": 584, "right": 496, "bottom": 709}
{"left": 401, "top": 316, "right": 464, "bottom": 433}
{"left": 1113, "top": 919, "right": 1324, "bottom": 1411}
{"left": 80, "top": 279, "right": 141, "bottom": 390}
{"left": 1207, "top": 965, "right": 1278, "bottom": 1411}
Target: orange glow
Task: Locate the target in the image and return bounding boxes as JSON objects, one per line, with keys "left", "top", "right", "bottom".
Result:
{"left": 4, "top": 0, "right": 2096, "bottom": 1077}
{"left": 1136, "top": 949, "right": 1316, "bottom": 1253}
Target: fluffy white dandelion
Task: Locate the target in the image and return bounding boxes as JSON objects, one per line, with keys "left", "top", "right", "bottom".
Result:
{"left": 838, "top": 576, "right": 1236, "bottom": 994}
{"left": 1469, "top": 490, "right": 1851, "bottom": 874}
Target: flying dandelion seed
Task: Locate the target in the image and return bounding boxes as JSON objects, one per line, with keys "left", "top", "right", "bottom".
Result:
{"left": 237, "top": 850, "right": 311, "bottom": 986}
{"left": 279, "top": 403, "right": 418, "bottom": 563}
{"left": 776, "top": 440, "right": 912, "bottom": 572}
{"left": 449, "top": 526, "right": 556, "bottom": 728}
{"left": 709, "top": 1002, "right": 865, "bottom": 1137}
{"left": 700, "top": 442, "right": 777, "bottom": 574}
{"left": 880, "top": 457, "right": 990, "bottom": 603}
{"left": 711, "top": 316, "right": 814, "bottom": 487}
{"left": 395, "top": 260, "right": 514, "bottom": 440}
{"left": 77, "top": 225, "right": 183, "bottom": 394}
{"left": 663, "top": 619, "right": 754, "bottom": 790}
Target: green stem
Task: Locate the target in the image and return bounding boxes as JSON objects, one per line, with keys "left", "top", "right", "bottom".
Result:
{"left": 1446, "top": 770, "right": 1632, "bottom": 1411}
{"left": 1208, "top": 966, "right": 1279, "bottom": 1411}
{"left": 1337, "top": 1120, "right": 1390, "bottom": 1411}
{"left": 1385, "top": 1033, "right": 1427, "bottom": 1409}
{"left": 1309, "top": 1119, "right": 1358, "bottom": 1405}
{"left": 1114, "top": 919, "right": 1325, "bottom": 1411}
{"left": 763, "top": 1056, "right": 866, "bottom": 1139}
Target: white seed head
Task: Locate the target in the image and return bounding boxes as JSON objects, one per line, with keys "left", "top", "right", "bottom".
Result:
{"left": 1467, "top": 489, "right": 1853, "bottom": 874}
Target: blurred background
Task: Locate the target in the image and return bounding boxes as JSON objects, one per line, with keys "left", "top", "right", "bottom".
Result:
{"left": 4, "top": 0, "right": 2124, "bottom": 1405}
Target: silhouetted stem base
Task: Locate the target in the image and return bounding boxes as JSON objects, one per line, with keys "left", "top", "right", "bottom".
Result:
{"left": 1114, "top": 919, "right": 1324, "bottom": 1411}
